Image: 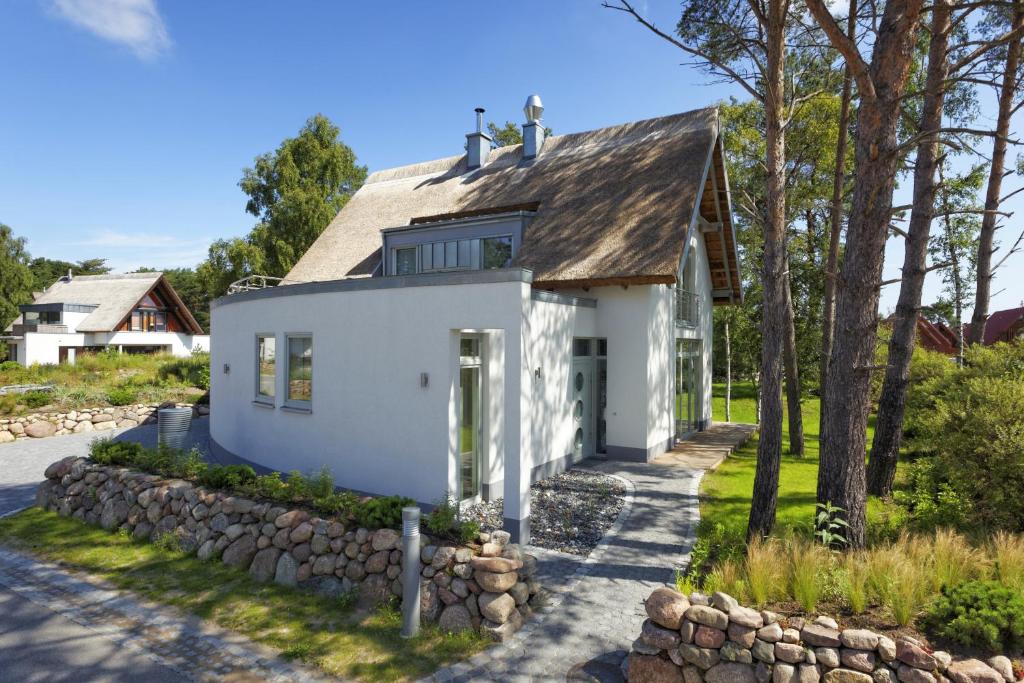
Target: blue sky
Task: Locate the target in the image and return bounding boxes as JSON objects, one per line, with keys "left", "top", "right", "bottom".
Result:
{"left": 1, "top": 0, "right": 1021, "bottom": 314}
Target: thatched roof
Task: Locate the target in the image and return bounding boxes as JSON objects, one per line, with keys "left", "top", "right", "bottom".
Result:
{"left": 287, "top": 107, "right": 742, "bottom": 300}
{"left": 26, "top": 273, "right": 204, "bottom": 334}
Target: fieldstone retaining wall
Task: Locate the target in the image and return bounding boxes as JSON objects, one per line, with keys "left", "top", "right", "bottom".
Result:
{"left": 0, "top": 402, "right": 208, "bottom": 443}
{"left": 627, "top": 587, "right": 1018, "bottom": 683}
{"left": 35, "top": 456, "right": 541, "bottom": 641}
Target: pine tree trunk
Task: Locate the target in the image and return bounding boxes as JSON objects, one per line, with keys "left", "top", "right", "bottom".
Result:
{"left": 783, "top": 260, "right": 805, "bottom": 456}
{"left": 817, "top": 0, "right": 924, "bottom": 549}
{"left": 821, "top": 0, "right": 856, "bottom": 439}
{"left": 725, "top": 318, "right": 732, "bottom": 423}
{"left": 968, "top": 3, "right": 1024, "bottom": 345}
{"left": 867, "top": 0, "right": 951, "bottom": 498}
{"left": 746, "top": 0, "right": 788, "bottom": 542}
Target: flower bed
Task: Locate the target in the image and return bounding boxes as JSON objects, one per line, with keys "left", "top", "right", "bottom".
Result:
{"left": 36, "top": 456, "right": 544, "bottom": 641}
{"left": 626, "top": 586, "right": 1021, "bottom": 683}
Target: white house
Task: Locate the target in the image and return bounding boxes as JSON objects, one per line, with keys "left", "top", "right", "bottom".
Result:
{"left": 210, "top": 102, "right": 741, "bottom": 542}
{"left": 3, "top": 272, "right": 209, "bottom": 365}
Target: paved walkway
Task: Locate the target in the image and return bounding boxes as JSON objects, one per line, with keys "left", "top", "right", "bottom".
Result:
{"left": 442, "top": 423, "right": 757, "bottom": 683}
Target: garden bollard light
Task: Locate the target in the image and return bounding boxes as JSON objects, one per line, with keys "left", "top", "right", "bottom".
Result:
{"left": 401, "top": 506, "right": 421, "bottom": 638}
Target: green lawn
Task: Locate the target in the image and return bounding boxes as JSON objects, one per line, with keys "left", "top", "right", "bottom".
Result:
{"left": 0, "top": 508, "right": 487, "bottom": 683}
{"left": 702, "top": 382, "right": 902, "bottom": 555}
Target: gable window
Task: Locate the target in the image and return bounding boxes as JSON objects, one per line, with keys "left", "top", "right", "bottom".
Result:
{"left": 131, "top": 309, "right": 167, "bottom": 332}
{"left": 286, "top": 335, "right": 313, "bottom": 407}
{"left": 256, "top": 335, "right": 276, "bottom": 402}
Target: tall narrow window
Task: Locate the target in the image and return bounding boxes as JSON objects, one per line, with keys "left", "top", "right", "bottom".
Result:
{"left": 256, "top": 335, "right": 276, "bottom": 402}
{"left": 287, "top": 336, "right": 313, "bottom": 406}
{"left": 395, "top": 247, "right": 417, "bottom": 275}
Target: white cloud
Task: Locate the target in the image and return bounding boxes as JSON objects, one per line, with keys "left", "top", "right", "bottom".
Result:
{"left": 49, "top": 0, "right": 171, "bottom": 60}
{"left": 67, "top": 230, "right": 210, "bottom": 271}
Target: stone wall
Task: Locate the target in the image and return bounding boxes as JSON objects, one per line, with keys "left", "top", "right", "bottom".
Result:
{"left": 0, "top": 402, "right": 208, "bottom": 443}
{"left": 627, "top": 587, "right": 1018, "bottom": 683}
{"left": 35, "top": 456, "right": 541, "bottom": 641}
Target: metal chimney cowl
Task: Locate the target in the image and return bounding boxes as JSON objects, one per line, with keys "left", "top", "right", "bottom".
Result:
{"left": 466, "top": 106, "right": 492, "bottom": 170}
{"left": 522, "top": 94, "right": 545, "bottom": 160}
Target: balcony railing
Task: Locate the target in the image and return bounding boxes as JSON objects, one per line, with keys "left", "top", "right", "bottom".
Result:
{"left": 12, "top": 323, "right": 68, "bottom": 335}
{"left": 227, "top": 275, "right": 300, "bottom": 295}
{"left": 675, "top": 288, "right": 699, "bottom": 328}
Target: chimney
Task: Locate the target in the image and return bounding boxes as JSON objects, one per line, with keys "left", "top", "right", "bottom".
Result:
{"left": 466, "top": 107, "right": 492, "bottom": 170}
{"left": 522, "top": 94, "right": 545, "bottom": 160}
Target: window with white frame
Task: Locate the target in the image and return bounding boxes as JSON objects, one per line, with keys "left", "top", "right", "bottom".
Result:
{"left": 286, "top": 335, "right": 313, "bottom": 407}
{"left": 256, "top": 334, "right": 275, "bottom": 402}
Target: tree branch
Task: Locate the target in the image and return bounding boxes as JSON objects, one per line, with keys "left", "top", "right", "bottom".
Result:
{"left": 804, "top": 0, "right": 876, "bottom": 100}
{"left": 603, "top": 0, "right": 764, "bottom": 102}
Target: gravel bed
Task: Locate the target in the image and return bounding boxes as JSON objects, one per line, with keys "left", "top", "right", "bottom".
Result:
{"left": 463, "top": 469, "right": 626, "bottom": 556}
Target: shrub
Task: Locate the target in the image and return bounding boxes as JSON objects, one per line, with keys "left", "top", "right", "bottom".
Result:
{"left": 253, "top": 471, "right": 289, "bottom": 501}
{"left": 106, "top": 387, "right": 137, "bottom": 406}
{"left": 426, "top": 497, "right": 459, "bottom": 536}
{"left": 354, "top": 495, "right": 415, "bottom": 529}
{"left": 457, "top": 519, "right": 481, "bottom": 544}
{"left": 285, "top": 470, "right": 311, "bottom": 500}
{"left": 21, "top": 391, "right": 52, "bottom": 409}
{"left": 899, "top": 354, "right": 1024, "bottom": 533}
{"left": 90, "top": 439, "right": 146, "bottom": 466}
{"left": 199, "top": 464, "right": 257, "bottom": 490}
{"left": 158, "top": 353, "right": 211, "bottom": 390}
{"left": 0, "top": 360, "right": 20, "bottom": 371}
{"left": 922, "top": 580, "right": 1024, "bottom": 652}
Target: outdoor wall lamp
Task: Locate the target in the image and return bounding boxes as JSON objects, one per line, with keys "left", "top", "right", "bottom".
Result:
{"left": 223, "top": 363, "right": 230, "bottom": 374}
{"left": 535, "top": 366, "right": 543, "bottom": 380}
{"left": 420, "top": 372, "right": 429, "bottom": 388}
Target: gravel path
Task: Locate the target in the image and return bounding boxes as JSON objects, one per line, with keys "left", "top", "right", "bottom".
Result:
{"left": 464, "top": 470, "right": 626, "bottom": 555}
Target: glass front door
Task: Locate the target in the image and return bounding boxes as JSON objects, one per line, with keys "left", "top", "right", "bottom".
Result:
{"left": 675, "top": 340, "right": 701, "bottom": 439}
{"left": 459, "top": 336, "right": 482, "bottom": 501}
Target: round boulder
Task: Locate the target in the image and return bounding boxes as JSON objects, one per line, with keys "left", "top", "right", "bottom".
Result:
{"left": 475, "top": 569, "right": 518, "bottom": 593}
{"left": 645, "top": 587, "right": 690, "bottom": 630}
{"left": 248, "top": 547, "right": 281, "bottom": 583}
{"left": 478, "top": 591, "right": 516, "bottom": 624}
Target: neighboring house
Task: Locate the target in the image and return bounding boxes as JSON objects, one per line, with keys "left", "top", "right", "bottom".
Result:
{"left": 3, "top": 272, "right": 209, "bottom": 365}
{"left": 967, "top": 305, "right": 1024, "bottom": 345}
{"left": 210, "top": 102, "right": 741, "bottom": 542}
{"left": 915, "top": 317, "right": 959, "bottom": 356}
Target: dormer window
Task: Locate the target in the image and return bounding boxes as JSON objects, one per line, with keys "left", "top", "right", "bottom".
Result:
{"left": 380, "top": 207, "right": 535, "bottom": 277}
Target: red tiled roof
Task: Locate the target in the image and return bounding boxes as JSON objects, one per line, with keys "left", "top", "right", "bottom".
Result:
{"left": 977, "top": 306, "right": 1024, "bottom": 345}
{"left": 917, "top": 317, "right": 958, "bottom": 355}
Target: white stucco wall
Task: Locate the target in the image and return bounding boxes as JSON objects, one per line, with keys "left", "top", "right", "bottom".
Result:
{"left": 20, "top": 332, "right": 86, "bottom": 366}
{"left": 521, "top": 296, "right": 596, "bottom": 475}
{"left": 210, "top": 278, "right": 528, "bottom": 507}
{"left": 15, "top": 330, "right": 207, "bottom": 366}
